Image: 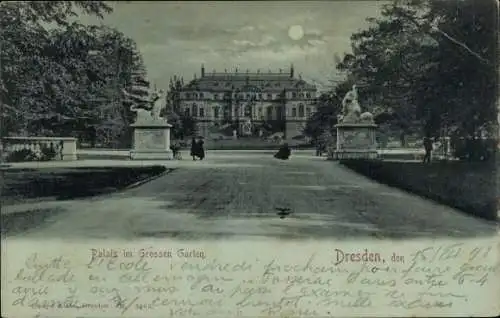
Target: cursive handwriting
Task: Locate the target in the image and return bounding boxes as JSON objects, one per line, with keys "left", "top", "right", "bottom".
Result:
{"left": 4, "top": 242, "right": 497, "bottom": 317}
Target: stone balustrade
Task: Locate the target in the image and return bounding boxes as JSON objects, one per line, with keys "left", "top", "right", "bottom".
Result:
{"left": 1, "top": 137, "right": 77, "bottom": 161}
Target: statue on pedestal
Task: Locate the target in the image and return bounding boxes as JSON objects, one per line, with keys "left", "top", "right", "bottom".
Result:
{"left": 124, "top": 88, "right": 167, "bottom": 124}
{"left": 338, "top": 84, "right": 374, "bottom": 124}
{"left": 150, "top": 89, "right": 166, "bottom": 120}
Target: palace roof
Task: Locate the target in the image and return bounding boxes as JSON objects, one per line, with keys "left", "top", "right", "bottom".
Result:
{"left": 181, "top": 71, "right": 317, "bottom": 93}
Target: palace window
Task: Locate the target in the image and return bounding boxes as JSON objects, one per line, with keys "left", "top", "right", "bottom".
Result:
{"left": 298, "top": 104, "right": 305, "bottom": 117}
{"left": 277, "top": 106, "right": 284, "bottom": 120}
{"left": 266, "top": 107, "right": 273, "bottom": 119}
{"left": 223, "top": 105, "right": 231, "bottom": 119}
{"left": 185, "top": 108, "right": 190, "bottom": 116}
{"left": 267, "top": 93, "right": 272, "bottom": 100}
{"left": 192, "top": 103, "right": 198, "bottom": 116}
{"left": 306, "top": 107, "right": 312, "bottom": 118}
{"left": 292, "top": 92, "right": 297, "bottom": 99}
{"left": 306, "top": 92, "right": 311, "bottom": 99}
{"left": 257, "top": 93, "right": 262, "bottom": 100}
{"left": 199, "top": 108, "right": 205, "bottom": 117}
{"left": 214, "top": 106, "right": 220, "bottom": 118}
{"left": 214, "top": 94, "right": 218, "bottom": 100}
{"left": 186, "top": 93, "right": 191, "bottom": 99}
{"left": 292, "top": 108, "right": 297, "bottom": 117}
{"left": 246, "top": 94, "right": 251, "bottom": 100}
{"left": 199, "top": 93, "right": 204, "bottom": 99}
{"left": 193, "top": 93, "right": 198, "bottom": 100}
{"left": 244, "top": 105, "right": 252, "bottom": 117}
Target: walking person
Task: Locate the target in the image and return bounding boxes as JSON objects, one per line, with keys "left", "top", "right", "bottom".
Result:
{"left": 423, "top": 135, "right": 433, "bottom": 163}
{"left": 190, "top": 137, "right": 198, "bottom": 161}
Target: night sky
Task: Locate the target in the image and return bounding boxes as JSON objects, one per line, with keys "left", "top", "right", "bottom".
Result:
{"left": 78, "top": 1, "right": 387, "bottom": 91}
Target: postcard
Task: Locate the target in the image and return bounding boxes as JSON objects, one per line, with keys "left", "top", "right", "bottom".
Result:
{"left": 1, "top": 1, "right": 499, "bottom": 317}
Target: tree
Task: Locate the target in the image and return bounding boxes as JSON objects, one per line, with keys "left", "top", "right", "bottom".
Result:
{"left": 164, "top": 75, "right": 198, "bottom": 139}
{"left": 303, "top": 81, "right": 351, "bottom": 143}
{"left": 335, "top": 0, "right": 497, "bottom": 149}
{"left": 1, "top": 2, "right": 150, "bottom": 148}
{"left": 0, "top": 1, "right": 112, "bottom": 136}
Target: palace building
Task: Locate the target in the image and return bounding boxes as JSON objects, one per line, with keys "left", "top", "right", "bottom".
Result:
{"left": 177, "top": 65, "right": 318, "bottom": 139}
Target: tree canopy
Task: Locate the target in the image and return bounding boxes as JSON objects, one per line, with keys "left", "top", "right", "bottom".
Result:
{"left": 165, "top": 76, "right": 197, "bottom": 140}
{"left": 1, "top": 1, "right": 148, "bottom": 147}
{"left": 305, "top": 0, "right": 498, "bottom": 144}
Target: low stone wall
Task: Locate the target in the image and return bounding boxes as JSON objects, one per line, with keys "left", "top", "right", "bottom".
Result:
{"left": 1, "top": 137, "right": 77, "bottom": 161}
{"left": 341, "top": 159, "right": 498, "bottom": 221}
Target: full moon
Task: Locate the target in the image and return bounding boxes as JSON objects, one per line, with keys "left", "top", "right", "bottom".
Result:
{"left": 288, "top": 25, "right": 304, "bottom": 41}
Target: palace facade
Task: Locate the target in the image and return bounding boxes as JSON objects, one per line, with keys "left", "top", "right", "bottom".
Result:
{"left": 178, "top": 65, "right": 318, "bottom": 139}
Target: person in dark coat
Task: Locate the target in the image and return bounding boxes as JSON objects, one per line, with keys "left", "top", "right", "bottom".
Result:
{"left": 170, "top": 141, "right": 182, "bottom": 160}
{"left": 315, "top": 139, "right": 326, "bottom": 157}
{"left": 89, "top": 126, "right": 97, "bottom": 148}
{"left": 423, "top": 135, "right": 433, "bottom": 163}
{"left": 190, "top": 137, "right": 198, "bottom": 160}
{"left": 196, "top": 138, "right": 205, "bottom": 160}
{"left": 274, "top": 143, "right": 291, "bottom": 160}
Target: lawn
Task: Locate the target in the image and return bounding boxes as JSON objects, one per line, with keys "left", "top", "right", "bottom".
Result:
{"left": 342, "top": 159, "right": 498, "bottom": 221}
{"left": 1, "top": 166, "right": 169, "bottom": 206}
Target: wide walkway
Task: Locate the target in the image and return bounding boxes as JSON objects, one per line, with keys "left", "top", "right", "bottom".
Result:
{"left": 2, "top": 153, "right": 496, "bottom": 240}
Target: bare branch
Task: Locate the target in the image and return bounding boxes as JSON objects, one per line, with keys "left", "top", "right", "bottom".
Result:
{"left": 395, "top": 8, "right": 491, "bottom": 66}
{"left": 431, "top": 26, "right": 491, "bottom": 65}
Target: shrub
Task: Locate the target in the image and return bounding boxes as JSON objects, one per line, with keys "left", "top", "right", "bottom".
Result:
{"left": 5, "top": 145, "right": 58, "bottom": 162}
{"left": 5, "top": 149, "right": 38, "bottom": 162}
{"left": 451, "top": 138, "right": 496, "bottom": 162}
{"left": 40, "top": 146, "right": 57, "bottom": 161}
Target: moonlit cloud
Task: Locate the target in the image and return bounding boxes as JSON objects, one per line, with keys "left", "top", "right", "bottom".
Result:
{"left": 77, "top": 1, "right": 387, "bottom": 91}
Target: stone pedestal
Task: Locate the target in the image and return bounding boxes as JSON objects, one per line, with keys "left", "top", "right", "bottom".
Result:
{"left": 130, "top": 121, "right": 173, "bottom": 160}
{"left": 328, "top": 123, "right": 379, "bottom": 160}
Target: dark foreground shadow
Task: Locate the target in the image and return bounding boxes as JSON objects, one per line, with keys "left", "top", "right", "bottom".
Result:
{"left": 1, "top": 166, "right": 169, "bottom": 203}
{"left": 1, "top": 166, "right": 170, "bottom": 236}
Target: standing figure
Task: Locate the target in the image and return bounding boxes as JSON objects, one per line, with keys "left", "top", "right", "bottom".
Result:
{"left": 423, "top": 135, "right": 433, "bottom": 163}
{"left": 88, "top": 126, "right": 97, "bottom": 148}
{"left": 197, "top": 138, "right": 205, "bottom": 160}
{"left": 316, "top": 140, "right": 326, "bottom": 157}
{"left": 170, "top": 141, "right": 182, "bottom": 160}
{"left": 190, "top": 137, "right": 198, "bottom": 161}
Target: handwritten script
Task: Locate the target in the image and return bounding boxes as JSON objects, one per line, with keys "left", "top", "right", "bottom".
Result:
{"left": 3, "top": 240, "right": 499, "bottom": 317}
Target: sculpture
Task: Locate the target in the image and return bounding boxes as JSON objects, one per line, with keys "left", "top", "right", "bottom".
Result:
{"left": 241, "top": 118, "right": 252, "bottom": 136}
{"left": 150, "top": 89, "right": 166, "bottom": 120}
{"left": 338, "top": 84, "right": 374, "bottom": 124}
{"left": 360, "top": 111, "right": 374, "bottom": 123}
{"left": 124, "top": 88, "right": 167, "bottom": 123}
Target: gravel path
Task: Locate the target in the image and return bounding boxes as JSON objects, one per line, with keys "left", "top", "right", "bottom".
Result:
{"left": 2, "top": 153, "right": 496, "bottom": 240}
